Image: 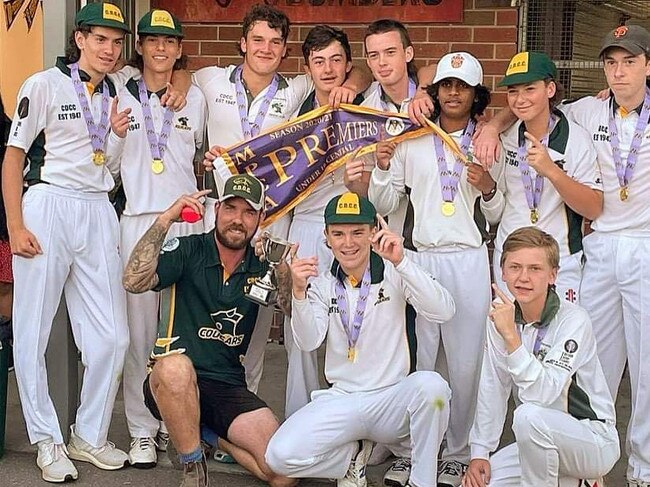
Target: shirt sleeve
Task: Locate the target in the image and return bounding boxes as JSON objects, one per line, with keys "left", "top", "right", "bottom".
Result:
{"left": 368, "top": 143, "right": 406, "bottom": 216}
{"left": 8, "top": 74, "right": 48, "bottom": 152}
{"left": 285, "top": 74, "right": 315, "bottom": 111}
{"left": 153, "top": 237, "right": 189, "bottom": 291}
{"left": 290, "top": 279, "right": 330, "bottom": 352}
{"left": 394, "top": 256, "right": 455, "bottom": 323}
{"left": 564, "top": 123, "right": 603, "bottom": 191}
{"left": 107, "top": 65, "right": 140, "bottom": 89}
{"left": 507, "top": 307, "right": 593, "bottom": 406}
{"left": 469, "top": 320, "right": 512, "bottom": 460}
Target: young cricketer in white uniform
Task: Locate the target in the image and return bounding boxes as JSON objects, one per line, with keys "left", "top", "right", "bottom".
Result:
{"left": 2, "top": 2, "right": 132, "bottom": 482}
{"left": 282, "top": 25, "right": 365, "bottom": 417}
{"left": 481, "top": 52, "right": 603, "bottom": 304}
{"left": 368, "top": 52, "right": 493, "bottom": 487}
{"left": 265, "top": 192, "right": 455, "bottom": 487}
{"left": 106, "top": 9, "right": 208, "bottom": 469}
{"left": 345, "top": 19, "right": 419, "bottom": 212}
{"left": 197, "top": 5, "right": 369, "bottom": 396}
{"left": 464, "top": 227, "right": 619, "bottom": 487}
{"left": 560, "top": 25, "right": 650, "bottom": 487}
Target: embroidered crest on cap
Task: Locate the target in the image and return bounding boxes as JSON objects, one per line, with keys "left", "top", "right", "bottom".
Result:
{"left": 151, "top": 9, "right": 175, "bottom": 28}
{"left": 505, "top": 52, "right": 529, "bottom": 76}
{"left": 614, "top": 26, "right": 628, "bottom": 38}
{"left": 336, "top": 193, "right": 361, "bottom": 215}
{"left": 103, "top": 3, "right": 124, "bottom": 22}
{"left": 451, "top": 53, "right": 464, "bottom": 68}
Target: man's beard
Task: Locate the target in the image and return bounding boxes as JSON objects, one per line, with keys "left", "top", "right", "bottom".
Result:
{"left": 215, "top": 223, "right": 253, "bottom": 250}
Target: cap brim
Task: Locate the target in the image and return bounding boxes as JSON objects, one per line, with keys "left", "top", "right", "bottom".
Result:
{"left": 498, "top": 72, "right": 548, "bottom": 87}
{"left": 138, "top": 28, "right": 184, "bottom": 38}
{"left": 599, "top": 41, "right": 645, "bottom": 58}
{"left": 219, "top": 194, "right": 263, "bottom": 211}
{"left": 433, "top": 70, "right": 481, "bottom": 87}
{"left": 81, "top": 20, "right": 132, "bottom": 34}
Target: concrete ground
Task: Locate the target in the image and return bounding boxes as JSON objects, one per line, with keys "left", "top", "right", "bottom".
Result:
{"left": 0, "top": 343, "right": 632, "bottom": 486}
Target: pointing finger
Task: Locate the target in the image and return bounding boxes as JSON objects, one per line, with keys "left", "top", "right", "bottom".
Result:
{"left": 376, "top": 213, "right": 389, "bottom": 230}
{"left": 492, "top": 283, "right": 513, "bottom": 305}
{"left": 523, "top": 131, "right": 541, "bottom": 147}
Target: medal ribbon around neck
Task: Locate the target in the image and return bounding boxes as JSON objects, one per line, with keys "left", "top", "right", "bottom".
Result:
{"left": 137, "top": 78, "right": 175, "bottom": 174}
{"left": 433, "top": 118, "right": 476, "bottom": 208}
{"left": 334, "top": 265, "right": 372, "bottom": 362}
{"left": 517, "top": 116, "right": 555, "bottom": 222}
{"left": 380, "top": 78, "right": 416, "bottom": 112}
{"left": 607, "top": 88, "right": 650, "bottom": 200}
{"left": 234, "top": 64, "right": 279, "bottom": 140}
{"left": 70, "top": 63, "right": 110, "bottom": 163}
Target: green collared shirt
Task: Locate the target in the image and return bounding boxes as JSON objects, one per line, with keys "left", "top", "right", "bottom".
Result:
{"left": 514, "top": 286, "right": 561, "bottom": 329}
{"left": 152, "top": 231, "right": 269, "bottom": 385}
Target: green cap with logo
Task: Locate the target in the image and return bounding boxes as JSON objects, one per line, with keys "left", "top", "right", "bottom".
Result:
{"left": 220, "top": 174, "right": 265, "bottom": 211}
{"left": 498, "top": 51, "right": 557, "bottom": 87}
{"left": 137, "top": 9, "right": 184, "bottom": 38}
{"left": 75, "top": 2, "right": 131, "bottom": 33}
{"left": 324, "top": 193, "right": 377, "bottom": 225}
{"left": 599, "top": 24, "right": 650, "bottom": 58}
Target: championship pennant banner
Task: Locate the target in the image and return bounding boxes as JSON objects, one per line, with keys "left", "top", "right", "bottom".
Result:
{"left": 211, "top": 104, "right": 434, "bottom": 226}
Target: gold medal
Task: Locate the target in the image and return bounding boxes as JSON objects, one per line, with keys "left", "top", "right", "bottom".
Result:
{"left": 441, "top": 201, "right": 456, "bottom": 217}
{"left": 619, "top": 186, "right": 629, "bottom": 201}
{"left": 347, "top": 347, "right": 356, "bottom": 362}
{"left": 151, "top": 158, "right": 164, "bottom": 174}
{"left": 92, "top": 150, "right": 105, "bottom": 166}
{"left": 530, "top": 208, "right": 539, "bottom": 224}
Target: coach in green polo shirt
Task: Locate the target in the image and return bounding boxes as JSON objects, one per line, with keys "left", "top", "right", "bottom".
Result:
{"left": 122, "top": 174, "right": 296, "bottom": 487}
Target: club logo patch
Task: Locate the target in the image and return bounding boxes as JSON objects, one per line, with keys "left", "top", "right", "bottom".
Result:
{"left": 18, "top": 97, "right": 29, "bottom": 119}
{"left": 385, "top": 117, "right": 405, "bottom": 136}
{"left": 451, "top": 53, "right": 464, "bottom": 68}
{"left": 199, "top": 308, "right": 245, "bottom": 346}
{"left": 161, "top": 237, "right": 180, "bottom": 253}
{"left": 564, "top": 339, "right": 578, "bottom": 353}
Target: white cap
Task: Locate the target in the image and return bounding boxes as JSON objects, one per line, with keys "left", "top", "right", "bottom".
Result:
{"left": 432, "top": 52, "right": 483, "bottom": 87}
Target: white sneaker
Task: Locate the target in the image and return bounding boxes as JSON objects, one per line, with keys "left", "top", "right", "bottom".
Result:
{"left": 37, "top": 439, "right": 79, "bottom": 483}
{"left": 438, "top": 460, "right": 467, "bottom": 487}
{"left": 338, "top": 440, "right": 375, "bottom": 487}
{"left": 66, "top": 425, "right": 128, "bottom": 470}
{"left": 128, "top": 437, "right": 157, "bottom": 469}
{"left": 384, "top": 457, "right": 411, "bottom": 486}
{"left": 156, "top": 430, "right": 170, "bottom": 452}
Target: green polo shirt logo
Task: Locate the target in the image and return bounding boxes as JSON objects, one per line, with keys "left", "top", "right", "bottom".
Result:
{"left": 198, "top": 308, "right": 245, "bottom": 346}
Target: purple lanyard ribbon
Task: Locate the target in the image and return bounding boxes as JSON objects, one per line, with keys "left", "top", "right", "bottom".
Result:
{"left": 70, "top": 63, "right": 109, "bottom": 155}
{"left": 334, "top": 265, "right": 372, "bottom": 358}
{"left": 517, "top": 116, "right": 554, "bottom": 212}
{"left": 234, "top": 65, "right": 279, "bottom": 140}
{"left": 380, "top": 78, "right": 416, "bottom": 112}
{"left": 137, "top": 78, "right": 175, "bottom": 162}
{"left": 532, "top": 326, "right": 548, "bottom": 357}
{"left": 433, "top": 118, "right": 476, "bottom": 203}
{"left": 608, "top": 88, "right": 650, "bottom": 191}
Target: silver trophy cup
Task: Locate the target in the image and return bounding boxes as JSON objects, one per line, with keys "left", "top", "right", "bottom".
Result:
{"left": 245, "top": 233, "right": 293, "bottom": 306}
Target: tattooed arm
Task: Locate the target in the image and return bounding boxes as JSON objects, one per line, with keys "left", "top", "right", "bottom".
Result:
{"left": 123, "top": 190, "right": 211, "bottom": 293}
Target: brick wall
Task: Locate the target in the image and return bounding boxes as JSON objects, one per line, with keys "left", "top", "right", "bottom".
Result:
{"left": 156, "top": 0, "right": 519, "bottom": 116}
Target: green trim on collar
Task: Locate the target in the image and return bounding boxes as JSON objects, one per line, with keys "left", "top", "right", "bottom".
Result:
{"left": 126, "top": 77, "right": 167, "bottom": 102}
{"left": 203, "top": 231, "right": 264, "bottom": 274}
{"left": 329, "top": 251, "right": 385, "bottom": 285}
{"left": 612, "top": 96, "right": 644, "bottom": 116}
{"left": 514, "top": 287, "right": 561, "bottom": 329}
{"left": 517, "top": 109, "right": 569, "bottom": 154}
{"left": 55, "top": 57, "right": 117, "bottom": 96}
